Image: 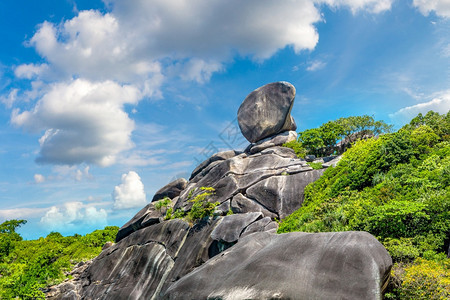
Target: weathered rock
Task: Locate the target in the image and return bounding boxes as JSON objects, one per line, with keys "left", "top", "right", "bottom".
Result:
{"left": 249, "top": 130, "right": 297, "bottom": 154}
{"left": 240, "top": 216, "right": 278, "bottom": 238}
{"left": 231, "top": 193, "right": 277, "bottom": 219}
{"left": 115, "top": 202, "right": 160, "bottom": 242}
{"left": 152, "top": 178, "right": 188, "bottom": 202}
{"left": 163, "top": 231, "right": 392, "bottom": 300}
{"left": 210, "top": 212, "right": 263, "bottom": 243}
{"left": 238, "top": 82, "right": 297, "bottom": 143}
{"left": 160, "top": 218, "right": 223, "bottom": 292}
{"left": 189, "top": 150, "right": 242, "bottom": 181}
{"left": 305, "top": 154, "right": 316, "bottom": 162}
{"left": 260, "top": 146, "right": 298, "bottom": 158}
{"left": 214, "top": 199, "right": 231, "bottom": 215}
{"left": 322, "top": 155, "right": 342, "bottom": 168}
{"left": 246, "top": 170, "right": 324, "bottom": 219}
{"left": 175, "top": 152, "right": 311, "bottom": 212}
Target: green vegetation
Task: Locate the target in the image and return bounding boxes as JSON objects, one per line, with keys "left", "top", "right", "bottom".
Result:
{"left": 0, "top": 222, "right": 118, "bottom": 299}
{"left": 163, "top": 187, "right": 219, "bottom": 224}
{"left": 155, "top": 197, "right": 172, "bottom": 210}
{"left": 283, "top": 115, "right": 392, "bottom": 158}
{"left": 187, "top": 187, "right": 219, "bottom": 223}
{"left": 307, "top": 162, "right": 323, "bottom": 170}
{"left": 279, "top": 111, "right": 450, "bottom": 299}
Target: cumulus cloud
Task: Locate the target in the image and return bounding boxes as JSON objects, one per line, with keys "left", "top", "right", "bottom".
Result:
{"left": 390, "top": 91, "right": 450, "bottom": 125}
{"left": 112, "top": 171, "right": 147, "bottom": 209}
{"left": 11, "top": 79, "right": 140, "bottom": 166}
{"left": 9, "top": 0, "right": 395, "bottom": 167}
{"left": 413, "top": 0, "right": 450, "bottom": 18}
{"left": 40, "top": 202, "right": 108, "bottom": 231}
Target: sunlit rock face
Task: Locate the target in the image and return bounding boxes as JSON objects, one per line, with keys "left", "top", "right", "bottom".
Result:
{"left": 47, "top": 82, "right": 392, "bottom": 300}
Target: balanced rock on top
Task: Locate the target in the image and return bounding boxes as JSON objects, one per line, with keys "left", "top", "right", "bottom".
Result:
{"left": 237, "top": 81, "right": 297, "bottom": 143}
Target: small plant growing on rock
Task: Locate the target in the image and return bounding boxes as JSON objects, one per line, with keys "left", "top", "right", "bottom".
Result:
{"left": 187, "top": 187, "right": 219, "bottom": 223}
{"left": 155, "top": 197, "right": 171, "bottom": 210}
{"left": 307, "top": 162, "right": 323, "bottom": 170}
{"left": 164, "top": 207, "right": 185, "bottom": 220}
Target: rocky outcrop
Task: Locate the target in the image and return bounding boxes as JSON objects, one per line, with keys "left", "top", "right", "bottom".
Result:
{"left": 152, "top": 178, "right": 188, "bottom": 202}
{"left": 47, "top": 82, "right": 392, "bottom": 300}
{"left": 163, "top": 231, "right": 392, "bottom": 300}
{"left": 238, "top": 81, "right": 297, "bottom": 143}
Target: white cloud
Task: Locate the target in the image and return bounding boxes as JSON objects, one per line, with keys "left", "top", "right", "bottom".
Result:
{"left": 0, "top": 207, "right": 48, "bottom": 220}
{"left": 306, "top": 60, "right": 327, "bottom": 71}
{"left": 112, "top": 171, "right": 147, "bottom": 209}
{"left": 40, "top": 201, "right": 108, "bottom": 231}
{"left": 390, "top": 91, "right": 450, "bottom": 125}
{"left": 14, "top": 63, "right": 49, "bottom": 79}
{"left": 317, "top": 0, "right": 393, "bottom": 14}
{"left": 0, "top": 89, "right": 18, "bottom": 108}
{"left": 34, "top": 174, "right": 45, "bottom": 183}
{"left": 413, "top": 0, "right": 450, "bottom": 18}
{"left": 8, "top": 0, "right": 395, "bottom": 168}
{"left": 11, "top": 79, "right": 140, "bottom": 166}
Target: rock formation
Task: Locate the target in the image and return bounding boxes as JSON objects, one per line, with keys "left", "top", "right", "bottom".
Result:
{"left": 238, "top": 81, "right": 297, "bottom": 143}
{"left": 47, "top": 82, "right": 392, "bottom": 300}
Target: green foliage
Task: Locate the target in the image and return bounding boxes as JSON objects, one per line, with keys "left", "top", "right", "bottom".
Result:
{"left": 0, "top": 223, "right": 119, "bottom": 299}
{"left": 386, "top": 258, "right": 450, "bottom": 299}
{"left": 0, "top": 219, "right": 26, "bottom": 261}
{"left": 164, "top": 207, "right": 185, "bottom": 220}
{"left": 285, "top": 115, "right": 392, "bottom": 157}
{"left": 155, "top": 197, "right": 172, "bottom": 210}
{"left": 282, "top": 140, "right": 307, "bottom": 158}
{"left": 307, "top": 162, "right": 323, "bottom": 170}
{"left": 279, "top": 111, "right": 450, "bottom": 297}
{"left": 162, "top": 187, "right": 219, "bottom": 224}
{"left": 187, "top": 187, "right": 219, "bottom": 223}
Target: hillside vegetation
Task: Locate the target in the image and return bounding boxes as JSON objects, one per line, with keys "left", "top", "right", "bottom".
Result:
{"left": 280, "top": 111, "right": 450, "bottom": 299}
{"left": 0, "top": 221, "right": 118, "bottom": 299}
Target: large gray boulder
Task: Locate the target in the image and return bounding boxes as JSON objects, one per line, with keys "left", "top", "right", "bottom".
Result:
{"left": 163, "top": 231, "right": 392, "bottom": 300}
{"left": 246, "top": 169, "right": 324, "bottom": 219}
{"left": 152, "top": 178, "right": 188, "bottom": 202}
{"left": 238, "top": 82, "right": 297, "bottom": 143}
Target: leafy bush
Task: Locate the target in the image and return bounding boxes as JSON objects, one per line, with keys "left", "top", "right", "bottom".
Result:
{"left": 387, "top": 258, "right": 450, "bottom": 299}
{"left": 282, "top": 140, "right": 307, "bottom": 158}
{"left": 186, "top": 187, "right": 219, "bottom": 223}
{"left": 155, "top": 197, "right": 172, "bottom": 210}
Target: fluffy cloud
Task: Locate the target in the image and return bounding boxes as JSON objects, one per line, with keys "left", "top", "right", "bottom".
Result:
{"left": 11, "top": 79, "right": 140, "bottom": 166}
{"left": 112, "top": 171, "right": 147, "bottom": 209}
{"left": 10, "top": 0, "right": 394, "bottom": 167}
{"left": 14, "top": 63, "right": 49, "bottom": 79}
{"left": 390, "top": 91, "right": 450, "bottom": 125}
{"left": 413, "top": 0, "right": 450, "bottom": 18}
{"left": 40, "top": 202, "right": 108, "bottom": 231}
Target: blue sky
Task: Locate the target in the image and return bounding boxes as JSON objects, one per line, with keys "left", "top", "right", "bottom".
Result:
{"left": 0, "top": 0, "right": 449, "bottom": 239}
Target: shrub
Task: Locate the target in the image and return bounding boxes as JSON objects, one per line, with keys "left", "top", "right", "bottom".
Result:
{"left": 388, "top": 258, "right": 450, "bottom": 300}
{"left": 155, "top": 197, "right": 172, "bottom": 210}
{"left": 187, "top": 187, "right": 219, "bottom": 223}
